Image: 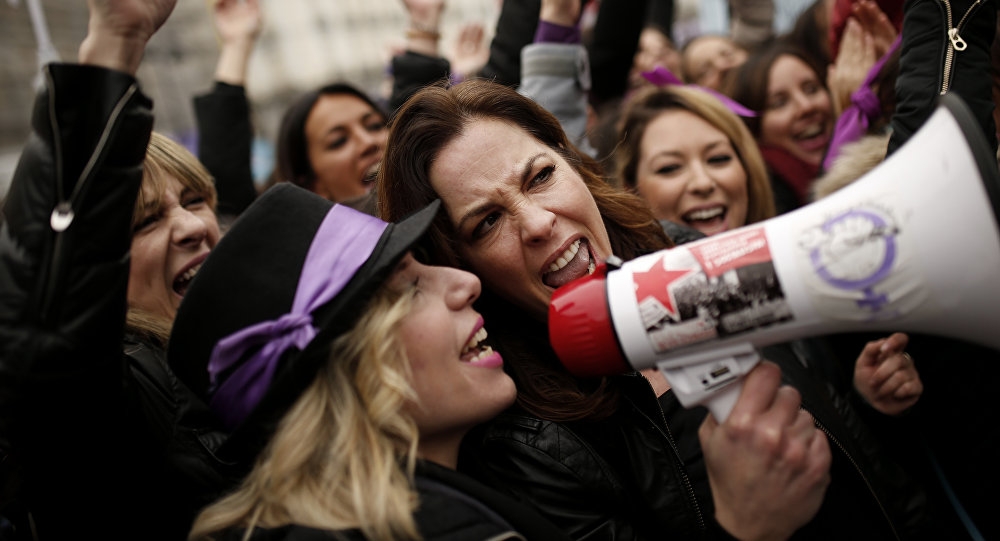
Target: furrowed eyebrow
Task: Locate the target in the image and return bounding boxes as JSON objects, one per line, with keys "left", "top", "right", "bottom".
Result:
{"left": 455, "top": 152, "right": 545, "bottom": 232}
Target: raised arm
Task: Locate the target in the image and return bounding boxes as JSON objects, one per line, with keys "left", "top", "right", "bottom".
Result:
{"left": 194, "top": 0, "right": 262, "bottom": 218}
{"left": 0, "top": 0, "right": 172, "bottom": 537}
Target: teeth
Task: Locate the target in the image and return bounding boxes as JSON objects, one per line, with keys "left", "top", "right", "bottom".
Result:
{"left": 588, "top": 259, "right": 595, "bottom": 275}
{"left": 177, "top": 263, "right": 202, "bottom": 285}
{"left": 548, "top": 239, "right": 581, "bottom": 273}
{"left": 796, "top": 124, "right": 822, "bottom": 139}
{"left": 469, "top": 346, "right": 494, "bottom": 362}
{"left": 686, "top": 207, "right": 724, "bottom": 221}
{"left": 462, "top": 327, "right": 488, "bottom": 354}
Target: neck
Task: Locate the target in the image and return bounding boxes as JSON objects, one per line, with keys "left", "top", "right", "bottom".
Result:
{"left": 417, "top": 432, "right": 465, "bottom": 469}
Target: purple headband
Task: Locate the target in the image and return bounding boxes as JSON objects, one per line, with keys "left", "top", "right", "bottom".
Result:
{"left": 641, "top": 66, "right": 757, "bottom": 118}
{"left": 822, "top": 35, "right": 902, "bottom": 171}
{"left": 206, "top": 205, "right": 388, "bottom": 429}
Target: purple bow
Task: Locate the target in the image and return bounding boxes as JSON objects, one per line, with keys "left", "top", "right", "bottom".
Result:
{"left": 823, "top": 35, "right": 901, "bottom": 171}
{"left": 206, "top": 205, "right": 388, "bottom": 429}
{"left": 641, "top": 66, "right": 757, "bottom": 118}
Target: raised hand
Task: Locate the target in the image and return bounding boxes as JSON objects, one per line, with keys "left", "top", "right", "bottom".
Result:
{"left": 852, "top": 0, "right": 898, "bottom": 59}
{"left": 827, "top": 17, "right": 877, "bottom": 117}
{"left": 540, "top": 0, "right": 581, "bottom": 27}
{"left": 210, "top": 0, "right": 263, "bottom": 85}
{"left": 448, "top": 22, "right": 489, "bottom": 80}
{"left": 401, "top": 0, "right": 446, "bottom": 56}
{"left": 853, "top": 332, "right": 923, "bottom": 416}
{"left": 700, "top": 362, "right": 832, "bottom": 541}
{"left": 80, "top": 0, "right": 178, "bottom": 74}
{"left": 212, "top": 0, "right": 262, "bottom": 48}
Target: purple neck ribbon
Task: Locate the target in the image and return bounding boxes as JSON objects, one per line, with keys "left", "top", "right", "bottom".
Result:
{"left": 641, "top": 66, "right": 757, "bottom": 118}
{"left": 823, "top": 35, "right": 902, "bottom": 171}
{"left": 206, "top": 205, "right": 388, "bottom": 430}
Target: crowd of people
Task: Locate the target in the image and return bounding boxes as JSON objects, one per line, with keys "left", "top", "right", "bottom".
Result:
{"left": 0, "top": 0, "right": 997, "bottom": 540}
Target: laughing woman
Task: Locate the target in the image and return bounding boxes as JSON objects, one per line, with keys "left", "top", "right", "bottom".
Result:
{"left": 173, "top": 186, "right": 569, "bottom": 541}
{"left": 723, "top": 40, "right": 834, "bottom": 215}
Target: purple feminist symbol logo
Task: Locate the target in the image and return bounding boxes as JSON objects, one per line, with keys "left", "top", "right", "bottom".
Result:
{"left": 808, "top": 208, "right": 898, "bottom": 312}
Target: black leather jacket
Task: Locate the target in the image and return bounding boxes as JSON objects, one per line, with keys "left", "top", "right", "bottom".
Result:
{"left": 0, "top": 64, "right": 235, "bottom": 540}
{"left": 460, "top": 373, "right": 736, "bottom": 541}
{"left": 461, "top": 349, "right": 940, "bottom": 541}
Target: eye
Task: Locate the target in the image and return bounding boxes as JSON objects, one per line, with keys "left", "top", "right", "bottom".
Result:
{"left": 132, "top": 212, "right": 160, "bottom": 234}
{"left": 802, "top": 81, "right": 822, "bottom": 95}
{"left": 366, "top": 119, "right": 387, "bottom": 132}
{"left": 655, "top": 163, "right": 682, "bottom": 176}
{"left": 766, "top": 94, "right": 788, "bottom": 110}
{"left": 183, "top": 195, "right": 207, "bottom": 208}
{"left": 707, "top": 154, "right": 733, "bottom": 166}
{"left": 326, "top": 137, "right": 347, "bottom": 150}
{"left": 528, "top": 165, "right": 555, "bottom": 189}
{"left": 472, "top": 211, "right": 501, "bottom": 240}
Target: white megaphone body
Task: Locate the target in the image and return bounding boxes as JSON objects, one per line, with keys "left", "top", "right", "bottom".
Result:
{"left": 549, "top": 93, "right": 1000, "bottom": 422}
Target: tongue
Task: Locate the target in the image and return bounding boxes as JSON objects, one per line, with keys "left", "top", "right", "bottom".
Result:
{"left": 543, "top": 242, "right": 592, "bottom": 289}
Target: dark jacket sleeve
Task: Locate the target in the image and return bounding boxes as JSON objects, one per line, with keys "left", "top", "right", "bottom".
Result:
{"left": 478, "top": 0, "right": 541, "bottom": 88}
{"left": 389, "top": 51, "right": 452, "bottom": 114}
{"left": 194, "top": 81, "right": 258, "bottom": 216}
{"left": 586, "top": 0, "right": 647, "bottom": 107}
{"left": 888, "top": 0, "right": 997, "bottom": 155}
{"left": 0, "top": 63, "right": 153, "bottom": 538}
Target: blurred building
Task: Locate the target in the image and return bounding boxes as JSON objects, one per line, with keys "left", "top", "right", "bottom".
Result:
{"left": 0, "top": 0, "right": 499, "bottom": 196}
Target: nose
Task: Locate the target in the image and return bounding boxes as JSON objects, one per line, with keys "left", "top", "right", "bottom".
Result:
{"left": 169, "top": 207, "right": 210, "bottom": 248}
{"left": 686, "top": 162, "right": 716, "bottom": 195}
{"left": 356, "top": 125, "right": 385, "bottom": 156}
{"left": 443, "top": 266, "right": 481, "bottom": 309}
{"left": 791, "top": 90, "right": 821, "bottom": 116}
{"left": 519, "top": 200, "right": 556, "bottom": 245}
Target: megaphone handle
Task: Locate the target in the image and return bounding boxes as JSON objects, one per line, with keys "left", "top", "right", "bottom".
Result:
{"left": 704, "top": 381, "right": 744, "bottom": 422}
{"left": 656, "top": 343, "right": 761, "bottom": 423}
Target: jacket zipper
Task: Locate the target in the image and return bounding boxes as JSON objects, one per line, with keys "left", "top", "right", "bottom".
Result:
{"left": 939, "top": 0, "right": 984, "bottom": 94}
{"left": 37, "top": 66, "right": 138, "bottom": 323}
{"left": 813, "top": 414, "right": 900, "bottom": 541}
{"left": 633, "top": 378, "right": 707, "bottom": 531}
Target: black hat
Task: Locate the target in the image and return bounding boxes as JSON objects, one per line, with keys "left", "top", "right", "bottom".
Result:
{"left": 168, "top": 183, "right": 439, "bottom": 464}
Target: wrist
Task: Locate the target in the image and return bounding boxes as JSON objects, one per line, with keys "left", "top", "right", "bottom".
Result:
{"left": 78, "top": 32, "right": 146, "bottom": 75}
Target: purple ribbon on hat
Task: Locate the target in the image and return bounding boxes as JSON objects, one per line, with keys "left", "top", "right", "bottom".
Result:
{"left": 206, "top": 205, "right": 388, "bottom": 429}
{"left": 823, "top": 35, "right": 901, "bottom": 171}
{"left": 641, "top": 66, "right": 757, "bottom": 118}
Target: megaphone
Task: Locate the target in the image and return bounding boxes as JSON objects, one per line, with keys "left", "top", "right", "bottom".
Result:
{"left": 549, "top": 93, "right": 1000, "bottom": 421}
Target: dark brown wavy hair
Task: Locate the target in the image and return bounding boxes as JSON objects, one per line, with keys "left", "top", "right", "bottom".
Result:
{"left": 378, "top": 80, "right": 673, "bottom": 422}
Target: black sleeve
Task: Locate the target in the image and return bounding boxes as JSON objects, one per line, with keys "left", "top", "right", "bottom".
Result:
{"left": 194, "top": 81, "right": 258, "bottom": 216}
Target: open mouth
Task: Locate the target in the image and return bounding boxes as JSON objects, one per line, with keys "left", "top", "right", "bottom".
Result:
{"left": 792, "top": 122, "right": 829, "bottom": 150}
{"left": 362, "top": 161, "right": 380, "bottom": 186}
{"left": 682, "top": 205, "right": 727, "bottom": 231}
{"left": 461, "top": 325, "right": 501, "bottom": 367}
{"left": 173, "top": 261, "right": 204, "bottom": 296}
{"left": 542, "top": 238, "right": 597, "bottom": 289}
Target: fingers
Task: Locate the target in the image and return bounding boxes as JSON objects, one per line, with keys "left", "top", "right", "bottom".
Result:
{"left": 726, "top": 361, "right": 782, "bottom": 426}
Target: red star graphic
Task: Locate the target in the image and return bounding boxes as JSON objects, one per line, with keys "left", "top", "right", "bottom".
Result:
{"left": 632, "top": 257, "right": 694, "bottom": 317}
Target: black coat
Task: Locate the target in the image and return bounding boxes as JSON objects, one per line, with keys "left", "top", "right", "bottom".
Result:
{"left": 212, "top": 460, "right": 571, "bottom": 541}
{"left": 0, "top": 63, "right": 236, "bottom": 540}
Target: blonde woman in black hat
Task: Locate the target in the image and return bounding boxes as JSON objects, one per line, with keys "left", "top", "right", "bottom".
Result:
{"left": 171, "top": 185, "right": 569, "bottom": 541}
